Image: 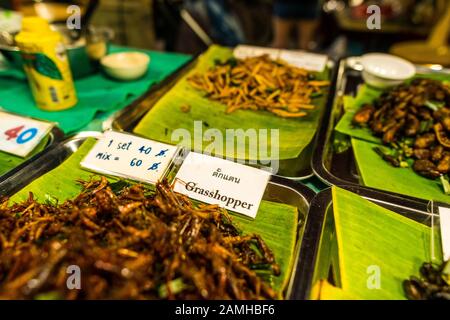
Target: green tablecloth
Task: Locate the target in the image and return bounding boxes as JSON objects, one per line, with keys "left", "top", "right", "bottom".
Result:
{"left": 304, "top": 176, "right": 328, "bottom": 193}
{"left": 0, "top": 46, "right": 191, "bottom": 134}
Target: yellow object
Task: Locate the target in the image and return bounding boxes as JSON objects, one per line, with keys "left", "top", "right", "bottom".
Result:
{"left": 312, "top": 280, "right": 359, "bottom": 300}
{"left": 15, "top": 17, "right": 77, "bottom": 111}
{"left": 390, "top": 2, "right": 450, "bottom": 66}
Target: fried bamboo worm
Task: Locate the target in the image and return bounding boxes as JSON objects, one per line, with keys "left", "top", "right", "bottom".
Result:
{"left": 187, "top": 54, "right": 328, "bottom": 118}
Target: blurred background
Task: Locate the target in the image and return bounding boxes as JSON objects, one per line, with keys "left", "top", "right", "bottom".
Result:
{"left": 0, "top": 0, "right": 449, "bottom": 63}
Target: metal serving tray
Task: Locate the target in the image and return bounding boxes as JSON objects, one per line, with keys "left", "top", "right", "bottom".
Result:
{"left": 312, "top": 57, "right": 450, "bottom": 199}
{"left": 0, "top": 131, "right": 316, "bottom": 300}
{"left": 294, "top": 185, "right": 444, "bottom": 300}
{"left": 0, "top": 125, "right": 64, "bottom": 181}
{"left": 103, "top": 51, "right": 337, "bottom": 181}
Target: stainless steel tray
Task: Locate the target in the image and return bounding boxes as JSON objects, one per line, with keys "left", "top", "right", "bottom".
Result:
{"left": 0, "top": 131, "right": 101, "bottom": 194}
{"left": 0, "top": 131, "right": 316, "bottom": 300}
{"left": 0, "top": 125, "right": 64, "bottom": 181}
{"left": 104, "top": 51, "right": 337, "bottom": 181}
{"left": 295, "top": 185, "right": 444, "bottom": 300}
{"left": 312, "top": 57, "right": 450, "bottom": 200}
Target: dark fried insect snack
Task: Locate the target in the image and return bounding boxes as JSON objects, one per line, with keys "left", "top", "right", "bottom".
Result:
{"left": 353, "top": 79, "right": 450, "bottom": 180}
{"left": 187, "top": 55, "right": 329, "bottom": 118}
{"left": 404, "top": 260, "right": 450, "bottom": 300}
{"left": 0, "top": 177, "right": 279, "bottom": 299}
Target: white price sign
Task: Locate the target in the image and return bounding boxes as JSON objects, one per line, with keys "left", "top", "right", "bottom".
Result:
{"left": 0, "top": 110, "right": 54, "bottom": 157}
{"left": 80, "top": 131, "right": 177, "bottom": 184}
{"left": 233, "top": 45, "right": 328, "bottom": 72}
{"left": 173, "top": 152, "right": 271, "bottom": 219}
{"left": 233, "top": 45, "right": 280, "bottom": 61}
{"left": 279, "top": 50, "right": 328, "bottom": 72}
{"left": 438, "top": 206, "right": 450, "bottom": 261}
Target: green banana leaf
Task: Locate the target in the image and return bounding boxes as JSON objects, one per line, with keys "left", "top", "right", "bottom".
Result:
{"left": 334, "top": 73, "right": 450, "bottom": 202}
{"left": 133, "top": 45, "right": 329, "bottom": 161}
{"left": 352, "top": 138, "right": 450, "bottom": 203}
{"left": 335, "top": 73, "right": 450, "bottom": 142}
{"left": 9, "top": 138, "right": 298, "bottom": 295}
{"left": 328, "top": 186, "right": 442, "bottom": 300}
{"left": 0, "top": 134, "right": 50, "bottom": 177}
{"left": 334, "top": 84, "right": 382, "bottom": 143}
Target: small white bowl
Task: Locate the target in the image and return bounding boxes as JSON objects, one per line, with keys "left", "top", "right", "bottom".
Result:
{"left": 360, "top": 53, "right": 415, "bottom": 89}
{"left": 101, "top": 52, "right": 150, "bottom": 81}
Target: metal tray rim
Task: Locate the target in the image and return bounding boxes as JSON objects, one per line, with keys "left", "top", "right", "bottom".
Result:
{"left": 102, "top": 55, "right": 199, "bottom": 132}
{"left": 311, "top": 56, "right": 450, "bottom": 203}
{"left": 0, "top": 131, "right": 316, "bottom": 300}
{"left": 104, "top": 48, "right": 338, "bottom": 181}
{"left": 294, "top": 184, "right": 443, "bottom": 300}
{"left": 0, "top": 125, "right": 64, "bottom": 181}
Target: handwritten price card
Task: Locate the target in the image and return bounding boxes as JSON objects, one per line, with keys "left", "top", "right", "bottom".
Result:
{"left": 80, "top": 131, "right": 177, "bottom": 184}
{"left": 0, "top": 111, "right": 54, "bottom": 157}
